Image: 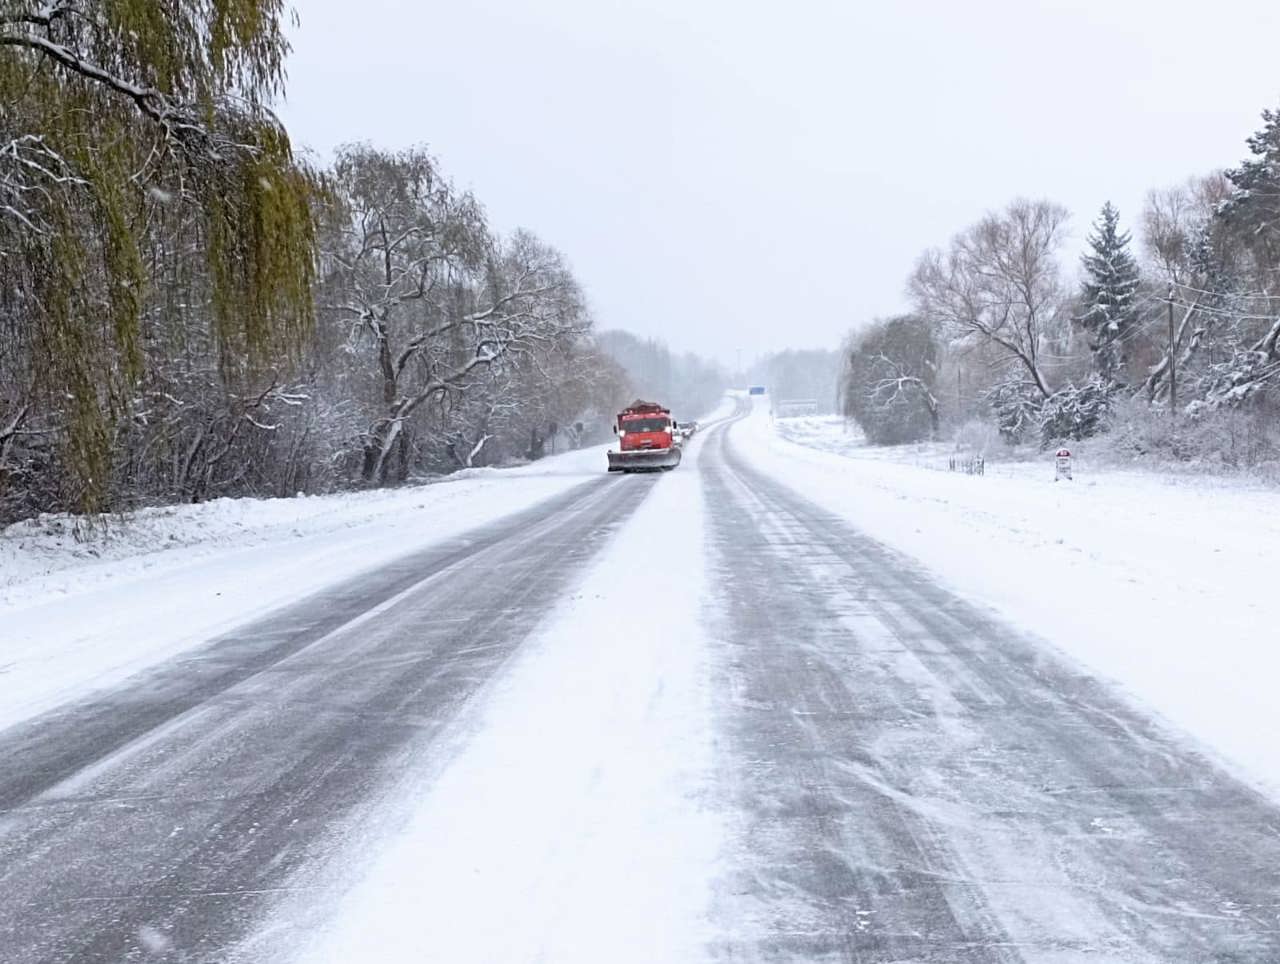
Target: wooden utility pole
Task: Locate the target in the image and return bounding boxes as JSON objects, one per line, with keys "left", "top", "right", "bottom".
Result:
{"left": 1168, "top": 286, "right": 1177, "bottom": 416}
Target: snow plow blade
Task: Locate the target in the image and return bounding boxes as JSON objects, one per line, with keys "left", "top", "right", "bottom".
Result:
{"left": 607, "top": 447, "right": 682, "bottom": 473}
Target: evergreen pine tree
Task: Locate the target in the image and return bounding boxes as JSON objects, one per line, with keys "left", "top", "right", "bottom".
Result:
{"left": 1220, "top": 105, "right": 1280, "bottom": 273}
{"left": 1076, "top": 202, "right": 1141, "bottom": 384}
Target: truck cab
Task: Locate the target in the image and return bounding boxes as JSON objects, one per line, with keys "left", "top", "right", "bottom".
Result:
{"left": 607, "top": 400, "right": 683, "bottom": 472}
{"left": 617, "top": 412, "right": 674, "bottom": 452}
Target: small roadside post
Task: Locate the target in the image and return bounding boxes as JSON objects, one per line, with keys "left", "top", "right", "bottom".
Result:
{"left": 1054, "top": 447, "right": 1072, "bottom": 481}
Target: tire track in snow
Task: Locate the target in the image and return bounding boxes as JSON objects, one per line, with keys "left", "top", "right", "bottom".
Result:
{"left": 701, "top": 398, "right": 1280, "bottom": 961}
{"left": 0, "top": 472, "right": 659, "bottom": 963}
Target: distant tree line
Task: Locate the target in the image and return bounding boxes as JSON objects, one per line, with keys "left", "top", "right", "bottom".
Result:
{"left": 750, "top": 349, "right": 842, "bottom": 414}
{"left": 594, "top": 331, "right": 728, "bottom": 423}
{"left": 0, "top": 2, "right": 637, "bottom": 525}
{"left": 840, "top": 102, "right": 1280, "bottom": 467}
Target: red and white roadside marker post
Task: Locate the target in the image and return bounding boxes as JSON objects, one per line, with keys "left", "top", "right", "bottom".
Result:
{"left": 1054, "top": 447, "right": 1072, "bottom": 481}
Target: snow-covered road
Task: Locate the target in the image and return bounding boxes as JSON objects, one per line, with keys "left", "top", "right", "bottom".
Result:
{"left": 2, "top": 397, "right": 1279, "bottom": 962}
{"left": 703, "top": 402, "right": 1280, "bottom": 961}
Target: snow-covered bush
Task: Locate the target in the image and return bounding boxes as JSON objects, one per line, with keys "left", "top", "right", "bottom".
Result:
{"left": 952, "top": 419, "right": 1003, "bottom": 458}
{"left": 840, "top": 315, "right": 940, "bottom": 445}
{"left": 1096, "top": 393, "right": 1280, "bottom": 480}
{"left": 1038, "top": 377, "right": 1115, "bottom": 448}
{"left": 985, "top": 380, "right": 1042, "bottom": 445}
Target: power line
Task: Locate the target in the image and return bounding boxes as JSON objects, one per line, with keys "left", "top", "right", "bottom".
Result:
{"left": 1162, "top": 282, "right": 1280, "bottom": 302}
{"left": 1161, "top": 297, "right": 1280, "bottom": 322}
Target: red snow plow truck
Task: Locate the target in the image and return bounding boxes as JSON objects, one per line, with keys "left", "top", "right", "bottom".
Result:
{"left": 607, "top": 400, "right": 682, "bottom": 473}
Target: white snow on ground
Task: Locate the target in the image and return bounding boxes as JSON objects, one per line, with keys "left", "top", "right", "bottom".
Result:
{"left": 1, "top": 447, "right": 606, "bottom": 599}
{"left": 0, "top": 445, "right": 608, "bottom": 731}
{"left": 253, "top": 437, "right": 720, "bottom": 964}
{"left": 744, "top": 399, "right": 1280, "bottom": 795}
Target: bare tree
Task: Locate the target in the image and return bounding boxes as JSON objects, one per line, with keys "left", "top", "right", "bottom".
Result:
{"left": 1140, "top": 174, "right": 1231, "bottom": 287}
{"left": 317, "top": 147, "right": 593, "bottom": 483}
{"left": 365, "top": 232, "right": 589, "bottom": 482}
{"left": 910, "top": 199, "right": 1070, "bottom": 399}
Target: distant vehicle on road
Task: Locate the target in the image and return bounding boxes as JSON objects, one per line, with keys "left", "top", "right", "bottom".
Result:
{"left": 748, "top": 386, "right": 766, "bottom": 395}
{"left": 607, "top": 400, "right": 682, "bottom": 472}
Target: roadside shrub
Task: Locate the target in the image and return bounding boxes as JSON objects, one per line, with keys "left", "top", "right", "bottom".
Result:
{"left": 1096, "top": 393, "right": 1280, "bottom": 479}
{"left": 985, "top": 380, "right": 1042, "bottom": 445}
{"left": 1039, "top": 377, "right": 1115, "bottom": 448}
{"left": 953, "top": 418, "right": 1003, "bottom": 457}
{"left": 840, "top": 315, "right": 940, "bottom": 446}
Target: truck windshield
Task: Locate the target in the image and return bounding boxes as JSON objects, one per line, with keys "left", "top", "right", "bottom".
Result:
{"left": 621, "top": 418, "right": 668, "bottom": 433}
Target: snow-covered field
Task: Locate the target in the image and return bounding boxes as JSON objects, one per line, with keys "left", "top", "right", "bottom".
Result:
{"left": 760, "top": 406, "right": 1280, "bottom": 796}
{"left": 0, "top": 445, "right": 607, "bottom": 731}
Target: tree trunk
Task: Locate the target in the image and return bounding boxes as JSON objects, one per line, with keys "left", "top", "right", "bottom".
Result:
{"left": 1255, "top": 315, "right": 1280, "bottom": 360}
{"left": 1026, "top": 357, "right": 1053, "bottom": 399}
{"left": 362, "top": 415, "right": 402, "bottom": 484}
{"left": 394, "top": 426, "right": 411, "bottom": 483}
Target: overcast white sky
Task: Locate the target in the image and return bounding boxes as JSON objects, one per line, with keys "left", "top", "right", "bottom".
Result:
{"left": 277, "top": 0, "right": 1279, "bottom": 364}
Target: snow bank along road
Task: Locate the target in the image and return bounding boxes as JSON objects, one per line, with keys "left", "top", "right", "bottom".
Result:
{"left": 3, "top": 398, "right": 1280, "bottom": 961}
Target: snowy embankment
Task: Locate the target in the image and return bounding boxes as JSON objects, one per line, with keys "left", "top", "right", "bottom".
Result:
{"left": 0, "top": 446, "right": 607, "bottom": 730}
{"left": 745, "top": 404, "right": 1280, "bottom": 795}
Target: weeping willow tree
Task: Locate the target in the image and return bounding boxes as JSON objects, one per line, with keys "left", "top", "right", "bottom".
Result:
{"left": 0, "top": 0, "right": 317, "bottom": 512}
